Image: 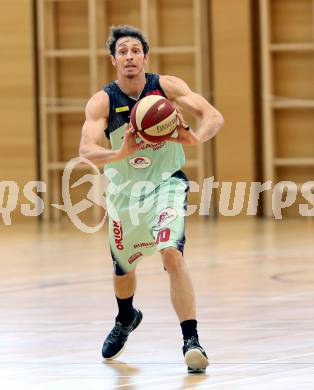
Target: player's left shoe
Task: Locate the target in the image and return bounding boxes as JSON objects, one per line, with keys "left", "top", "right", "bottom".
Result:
{"left": 183, "top": 336, "right": 209, "bottom": 373}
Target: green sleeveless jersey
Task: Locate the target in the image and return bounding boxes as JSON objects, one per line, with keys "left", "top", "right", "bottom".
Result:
{"left": 103, "top": 73, "right": 185, "bottom": 198}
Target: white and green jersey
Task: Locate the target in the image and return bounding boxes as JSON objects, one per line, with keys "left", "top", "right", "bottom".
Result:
{"left": 103, "top": 73, "right": 186, "bottom": 198}
{"left": 103, "top": 74, "right": 189, "bottom": 274}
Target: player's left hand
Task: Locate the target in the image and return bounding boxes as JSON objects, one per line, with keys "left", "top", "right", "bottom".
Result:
{"left": 169, "top": 127, "right": 201, "bottom": 145}
{"left": 166, "top": 109, "right": 201, "bottom": 145}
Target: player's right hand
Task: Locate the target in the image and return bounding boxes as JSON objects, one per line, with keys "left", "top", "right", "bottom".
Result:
{"left": 116, "top": 124, "right": 143, "bottom": 160}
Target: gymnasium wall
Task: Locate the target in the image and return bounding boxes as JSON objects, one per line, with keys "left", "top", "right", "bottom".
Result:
{"left": 0, "top": 0, "right": 257, "bottom": 223}
{"left": 0, "top": 0, "right": 37, "bottom": 222}
{"left": 211, "top": 0, "right": 256, "bottom": 216}
{"left": 211, "top": 0, "right": 256, "bottom": 184}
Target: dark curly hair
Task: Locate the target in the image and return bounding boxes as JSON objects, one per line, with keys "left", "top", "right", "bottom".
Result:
{"left": 106, "top": 25, "right": 149, "bottom": 56}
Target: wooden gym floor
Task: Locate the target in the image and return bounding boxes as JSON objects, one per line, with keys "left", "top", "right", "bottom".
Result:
{"left": 0, "top": 217, "right": 314, "bottom": 389}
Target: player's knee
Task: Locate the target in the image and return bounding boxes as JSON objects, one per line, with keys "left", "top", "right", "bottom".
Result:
{"left": 160, "top": 247, "right": 184, "bottom": 273}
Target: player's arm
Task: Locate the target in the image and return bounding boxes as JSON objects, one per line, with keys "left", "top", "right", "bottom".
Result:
{"left": 160, "top": 75, "right": 224, "bottom": 145}
{"left": 79, "top": 91, "right": 140, "bottom": 164}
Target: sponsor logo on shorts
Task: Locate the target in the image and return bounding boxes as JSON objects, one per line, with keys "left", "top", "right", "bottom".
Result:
{"left": 113, "top": 220, "right": 124, "bottom": 250}
{"left": 156, "top": 208, "right": 178, "bottom": 228}
{"left": 156, "top": 228, "right": 171, "bottom": 244}
{"left": 129, "top": 156, "right": 151, "bottom": 169}
{"left": 133, "top": 241, "right": 156, "bottom": 249}
{"left": 128, "top": 252, "right": 143, "bottom": 264}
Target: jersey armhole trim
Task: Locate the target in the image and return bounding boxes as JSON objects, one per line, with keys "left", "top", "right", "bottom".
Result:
{"left": 156, "top": 75, "right": 168, "bottom": 99}
{"left": 103, "top": 85, "right": 112, "bottom": 140}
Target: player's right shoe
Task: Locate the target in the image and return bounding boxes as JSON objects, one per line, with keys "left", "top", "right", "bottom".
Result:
{"left": 183, "top": 336, "right": 209, "bottom": 373}
{"left": 102, "top": 308, "right": 143, "bottom": 360}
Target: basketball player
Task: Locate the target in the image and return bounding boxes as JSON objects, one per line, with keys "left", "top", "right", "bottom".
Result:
{"left": 79, "top": 25, "right": 224, "bottom": 373}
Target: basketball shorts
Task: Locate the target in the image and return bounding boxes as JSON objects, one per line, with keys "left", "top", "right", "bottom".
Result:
{"left": 107, "top": 171, "right": 189, "bottom": 275}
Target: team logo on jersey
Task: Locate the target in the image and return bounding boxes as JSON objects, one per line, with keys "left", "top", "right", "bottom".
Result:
{"left": 112, "top": 220, "right": 124, "bottom": 250}
{"left": 129, "top": 156, "right": 151, "bottom": 169}
{"left": 115, "top": 106, "right": 129, "bottom": 113}
{"left": 156, "top": 208, "right": 178, "bottom": 228}
{"left": 128, "top": 252, "right": 143, "bottom": 264}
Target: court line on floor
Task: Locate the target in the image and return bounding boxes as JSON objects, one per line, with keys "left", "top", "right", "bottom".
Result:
{"left": 184, "top": 361, "right": 314, "bottom": 389}
{"left": 1, "top": 361, "right": 314, "bottom": 366}
{"left": 106, "top": 352, "right": 314, "bottom": 389}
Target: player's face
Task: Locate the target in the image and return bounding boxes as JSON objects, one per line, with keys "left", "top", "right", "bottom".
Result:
{"left": 111, "top": 37, "right": 147, "bottom": 79}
